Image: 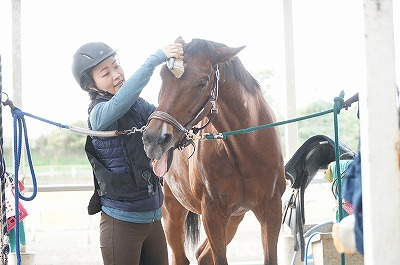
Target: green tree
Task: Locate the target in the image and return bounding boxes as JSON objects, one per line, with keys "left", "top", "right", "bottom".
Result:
{"left": 253, "top": 68, "right": 360, "bottom": 152}
{"left": 33, "top": 120, "right": 87, "bottom": 165}
{"left": 251, "top": 68, "right": 277, "bottom": 109}
{"left": 298, "top": 100, "right": 360, "bottom": 151}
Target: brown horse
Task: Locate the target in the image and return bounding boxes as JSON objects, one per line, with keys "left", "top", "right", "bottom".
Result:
{"left": 143, "top": 37, "right": 286, "bottom": 265}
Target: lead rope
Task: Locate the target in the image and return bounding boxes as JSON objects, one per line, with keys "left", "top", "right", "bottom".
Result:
{"left": 1, "top": 94, "right": 140, "bottom": 138}
{"left": 11, "top": 104, "right": 39, "bottom": 265}
{"left": 0, "top": 55, "right": 9, "bottom": 265}
{"left": 333, "top": 92, "right": 346, "bottom": 265}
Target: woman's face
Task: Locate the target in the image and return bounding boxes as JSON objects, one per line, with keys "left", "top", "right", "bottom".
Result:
{"left": 91, "top": 56, "right": 125, "bottom": 95}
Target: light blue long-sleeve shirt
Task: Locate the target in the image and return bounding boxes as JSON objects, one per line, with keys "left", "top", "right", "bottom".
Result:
{"left": 90, "top": 49, "right": 167, "bottom": 223}
{"left": 90, "top": 49, "right": 167, "bottom": 131}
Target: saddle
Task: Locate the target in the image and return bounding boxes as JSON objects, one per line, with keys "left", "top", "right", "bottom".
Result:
{"left": 283, "top": 134, "right": 356, "bottom": 261}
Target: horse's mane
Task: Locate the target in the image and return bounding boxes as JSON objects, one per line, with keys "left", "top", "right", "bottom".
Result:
{"left": 185, "top": 39, "right": 261, "bottom": 93}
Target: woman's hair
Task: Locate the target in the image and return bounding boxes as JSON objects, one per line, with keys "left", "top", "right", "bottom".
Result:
{"left": 89, "top": 91, "right": 98, "bottom": 101}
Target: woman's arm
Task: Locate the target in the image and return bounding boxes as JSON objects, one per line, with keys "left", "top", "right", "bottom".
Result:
{"left": 90, "top": 49, "right": 167, "bottom": 131}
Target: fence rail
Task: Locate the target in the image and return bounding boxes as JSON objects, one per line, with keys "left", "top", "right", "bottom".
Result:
{"left": 19, "top": 164, "right": 93, "bottom": 187}
{"left": 24, "top": 184, "right": 93, "bottom": 192}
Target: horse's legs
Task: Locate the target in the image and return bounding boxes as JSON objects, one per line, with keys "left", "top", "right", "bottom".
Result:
{"left": 200, "top": 209, "right": 229, "bottom": 264}
{"left": 197, "top": 201, "right": 245, "bottom": 265}
{"left": 254, "top": 194, "right": 283, "bottom": 265}
{"left": 162, "top": 183, "right": 190, "bottom": 265}
{"left": 195, "top": 239, "right": 212, "bottom": 264}
{"left": 196, "top": 214, "right": 245, "bottom": 264}
{"left": 225, "top": 214, "right": 246, "bottom": 243}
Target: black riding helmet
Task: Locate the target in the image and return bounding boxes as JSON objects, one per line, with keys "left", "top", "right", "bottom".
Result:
{"left": 72, "top": 42, "right": 116, "bottom": 91}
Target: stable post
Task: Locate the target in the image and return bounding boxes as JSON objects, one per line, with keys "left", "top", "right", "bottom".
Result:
{"left": 361, "top": 0, "right": 400, "bottom": 264}
{"left": 11, "top": 1, "right": 37, "bottom": 264}
{"left": 283, "top": 0, "right": 298, "bottom": 160}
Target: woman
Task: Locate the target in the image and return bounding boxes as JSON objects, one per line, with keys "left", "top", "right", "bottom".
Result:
{"left": 71, "top": 41, "right": 182, "bottom": 265}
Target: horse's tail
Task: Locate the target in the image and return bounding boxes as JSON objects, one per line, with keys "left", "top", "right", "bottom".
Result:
{"left": 185, "top": 211, "right": 201, "bottom": 252}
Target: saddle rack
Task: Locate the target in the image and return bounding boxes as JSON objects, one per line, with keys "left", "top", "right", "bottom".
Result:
{"left": 283, "top": 134, "right": 356, "bottom": 261}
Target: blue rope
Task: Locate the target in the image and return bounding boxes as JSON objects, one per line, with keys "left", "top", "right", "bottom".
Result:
{"left": 291, "top": 221, "right": 334, "bottom": 265}
{"left": 6, "top": 108, "right": 118, "bottom": 137}
{"left": 11, "top": 108, "right": 38, "bottom": 265}
{"left": 304, "top": 232, "right": 319, "bottom": 265}
{"left": 11, "top": 109, "right": 69, "bottom": 130}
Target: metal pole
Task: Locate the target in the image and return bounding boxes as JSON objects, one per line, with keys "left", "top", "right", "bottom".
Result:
{"left": 361, "top": 0, "right": 400, "bottom": 263}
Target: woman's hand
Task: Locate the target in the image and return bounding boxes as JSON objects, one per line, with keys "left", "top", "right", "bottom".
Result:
{"left": 161, "top": 43, "right": 183, "bottom": 59}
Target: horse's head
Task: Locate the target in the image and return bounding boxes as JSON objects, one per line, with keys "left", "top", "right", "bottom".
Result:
{"left": 143, "top": 37, "right": 245, "bottom": 177}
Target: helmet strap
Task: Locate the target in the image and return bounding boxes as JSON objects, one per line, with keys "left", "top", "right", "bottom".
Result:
{"left": 83, "top": 69, "right": 113, "bottom": 98}
{"left": 83, "top": 71, "right": 96, "bottom": 89}
{"left": 86, "top": 84, "right": 114, "bottom": 98}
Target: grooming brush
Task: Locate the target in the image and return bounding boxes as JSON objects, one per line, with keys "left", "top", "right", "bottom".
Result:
{"left": 167, "top": 47, "right": 184, "bottom": 78}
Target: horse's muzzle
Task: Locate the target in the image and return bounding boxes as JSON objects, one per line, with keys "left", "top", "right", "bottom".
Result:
{"left": 142, "top": 121, "right": 175, "bottom": 160}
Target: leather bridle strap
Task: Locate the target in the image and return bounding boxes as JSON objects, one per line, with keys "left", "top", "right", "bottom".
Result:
{"left": 188, "top": 66, "right": 220, "bottom": 134}
{"left": 148, "top": 111, "right": 189, "bottom": 134}
{"left": 147, "top": 66, "right": 220, "bottom": 150}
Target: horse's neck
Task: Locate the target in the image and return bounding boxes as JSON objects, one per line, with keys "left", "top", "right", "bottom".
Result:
{"left": 209, "top": 83, "right": 283, "bottom": 167}
{"left": 214, "top": 85, "right": 274, "bottom": 133}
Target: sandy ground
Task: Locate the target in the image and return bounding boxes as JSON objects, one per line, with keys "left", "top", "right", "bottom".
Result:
{"left": 10, "top": 172, "right": 336, "bottom": 265}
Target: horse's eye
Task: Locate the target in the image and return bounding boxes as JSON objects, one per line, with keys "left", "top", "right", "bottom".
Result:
{"left": 197, "top": 81, "right": 208, "bottom": 90}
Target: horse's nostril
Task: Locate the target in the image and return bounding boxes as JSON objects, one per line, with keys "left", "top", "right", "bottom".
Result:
{"left": 160, "top": 133, "right": 172, "bottom": 145}
{"left": 143, "top": 132, "right": 172, "bottom": 146}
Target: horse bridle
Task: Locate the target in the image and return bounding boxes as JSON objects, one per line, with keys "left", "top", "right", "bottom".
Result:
{"left": 148, "top": 65, "right": 220, "bottom": 151}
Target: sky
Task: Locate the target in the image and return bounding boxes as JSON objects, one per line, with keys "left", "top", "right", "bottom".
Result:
{"left": 0, "top": 0, "right": 399, "bottom": 138}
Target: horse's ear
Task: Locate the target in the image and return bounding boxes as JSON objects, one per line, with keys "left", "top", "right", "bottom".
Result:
{"left": 175, "top": 36, "right": 186, "bottom": 45}
{"left": 212, "top": 45, "right": 246, "bottom": 65}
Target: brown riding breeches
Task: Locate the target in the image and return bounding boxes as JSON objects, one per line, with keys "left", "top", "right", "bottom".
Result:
{"left": 100, "top": 212, "right": 169, "bottom": 265}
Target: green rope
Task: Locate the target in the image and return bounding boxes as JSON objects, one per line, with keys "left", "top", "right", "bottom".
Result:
{"left": 333, "top": 92, "right": 345, "bottom": 223}
{"left": 205, "top": 108, "right": 333, "bottom": 140}
{"left": 333, "top": 93, "right": 346, "bottom": 265}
